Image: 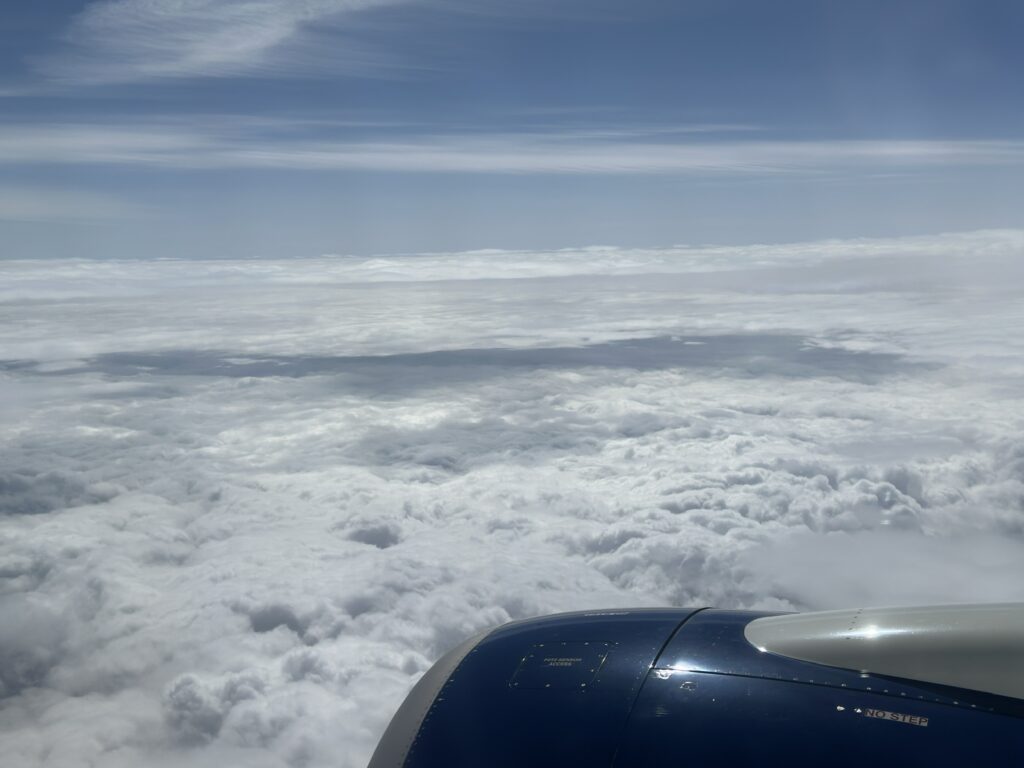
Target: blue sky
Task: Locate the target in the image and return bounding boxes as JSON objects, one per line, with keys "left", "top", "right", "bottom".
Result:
{"left": 2, "top": 0, "right": 1023, "bottom": 258}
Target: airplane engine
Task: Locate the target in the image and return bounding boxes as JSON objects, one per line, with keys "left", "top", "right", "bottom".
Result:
{"left": 369, "top": 604, "right": 1024, "bottom": 767}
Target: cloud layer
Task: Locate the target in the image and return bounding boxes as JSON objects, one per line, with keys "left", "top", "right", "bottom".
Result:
{"left": 1, "top": 230, "right": 1023, "bottom": 766}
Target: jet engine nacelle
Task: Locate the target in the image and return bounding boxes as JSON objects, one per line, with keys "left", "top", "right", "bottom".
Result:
{"left": 370, "top": 605, "right": 1024, "bottom": 767}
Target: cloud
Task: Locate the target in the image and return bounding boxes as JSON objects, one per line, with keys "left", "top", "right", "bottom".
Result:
{"left": 35, "top": 0, "right": 416, "bottom": 84}
{"left": 0, "top": 595, "right": 69, "bottom": 697}
{"left": 28, "top": 0, "right": 619, "bottom": 86}
{"left": 44, "top": 334, "right": 928, "bottom": 393}
{"left": 0, "top": 470, "right": 117, "bottom": 516}
{"left": 1, "top": 229, "right": 1023, "bottom": 766}
{"left": 0, "top": 185, "right": 151, "bottom": 222}
{"left": 3, "top": 119, "right": 1024, "bottom": 175}
{"left": 213, "top": 136, "right": 1024, "bottom": 175}
{"left": 734, "top": 529, "right": 1024, "bottom": 609}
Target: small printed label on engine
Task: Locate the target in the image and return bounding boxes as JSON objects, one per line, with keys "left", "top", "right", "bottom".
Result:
{"left": 862, "top": 708, "right": 929, "bottom": 727}
{"left": 509, "top": 642, "right": 611, "bottom": 690}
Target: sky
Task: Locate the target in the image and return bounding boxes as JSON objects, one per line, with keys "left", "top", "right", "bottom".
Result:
{"left": 2, "top": 0, "right": 1024, "bottom": 258}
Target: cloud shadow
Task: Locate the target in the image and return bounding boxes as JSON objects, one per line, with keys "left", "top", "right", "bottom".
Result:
{"left": 23, "top": 334, "right": 931, "bottom": 394}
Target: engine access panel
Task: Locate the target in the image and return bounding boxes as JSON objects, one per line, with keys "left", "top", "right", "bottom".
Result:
{"left": 401, "top": 609, "right": 698, "bottom": 768}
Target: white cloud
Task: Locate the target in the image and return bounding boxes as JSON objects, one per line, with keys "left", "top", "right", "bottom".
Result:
{"left": 36, "top": 0, "right": 415, "bottom": 84}
{"left": 3, "top": 120, "right": 1024, "bottom": 176}
{"left": 0, "top": 124, "right": 215, "bottom": 168}
{"left": 0, "top": 185, "right": 151, "bottom": 222}
{"left": 30, "top": 0, "right": 618, "bottom": 86}
{"left": 214, "top": 136, "right": 1024, "bottom": 174}
{"left": 1, "top": 229, "right": 1023, "bottom": 766}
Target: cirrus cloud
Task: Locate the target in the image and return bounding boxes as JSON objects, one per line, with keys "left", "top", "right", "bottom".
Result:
{"left": 2, "top": 120, "right": 1023, "bottom": 176}
{"left": 35, "top": 0, "right": 417, "bottom": 84}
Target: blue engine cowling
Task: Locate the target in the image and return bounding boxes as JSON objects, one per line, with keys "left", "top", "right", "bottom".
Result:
{"left": 369, "top": 608, "right": 1024, "bottom": 767}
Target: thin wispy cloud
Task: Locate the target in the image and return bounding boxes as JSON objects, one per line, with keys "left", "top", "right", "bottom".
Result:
{"left": 2, "top": 121, "right": 1022, "bottom": 176}
{"left": 235, "top": 136, "right": 1023, "bottom": 175}
{"left": 0, "top": 124, "right": 214, "bottom": 166}
{"left": 34, "top": 0, "right": 417, "bottom": 84}
{"left": 0, "top": 185, "right": 151, "bottom": 223}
